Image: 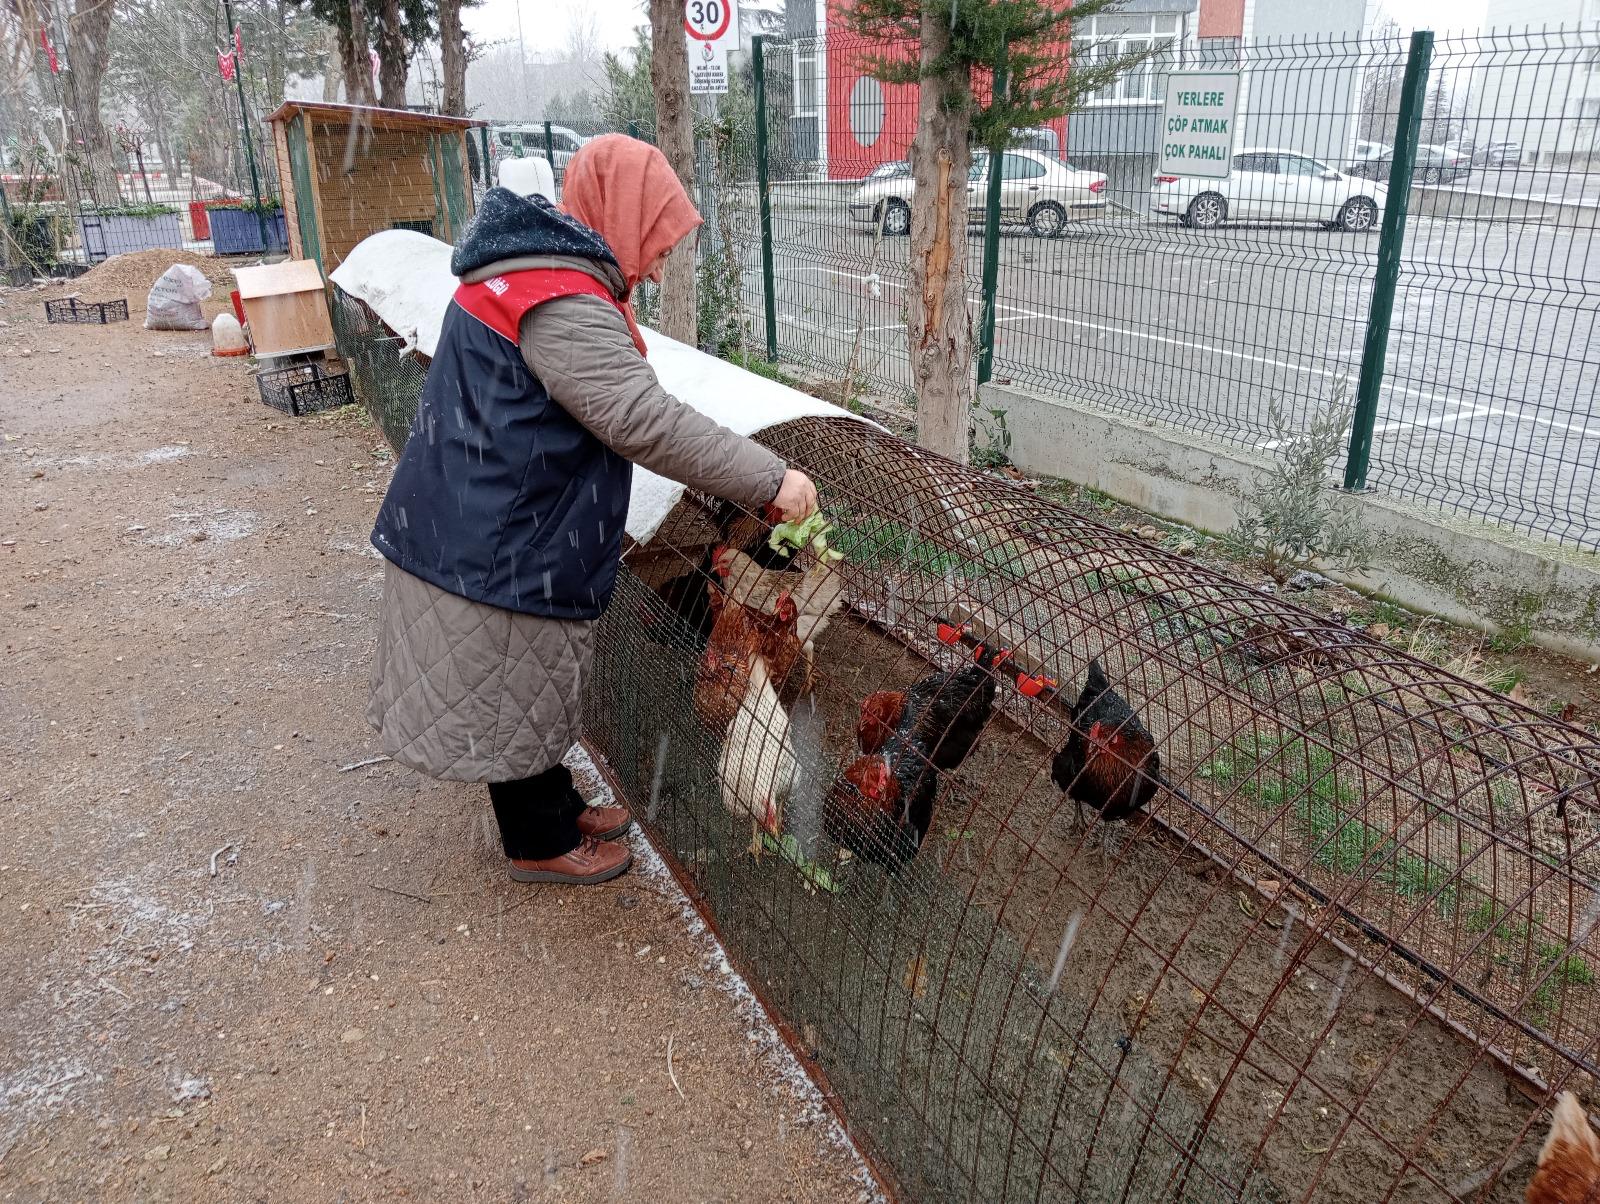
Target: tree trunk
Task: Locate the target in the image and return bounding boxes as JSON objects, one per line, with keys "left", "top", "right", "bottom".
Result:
{"left": 648, "top": 0, "right": 696, "bottom": 344}
{"left": 267, "top": 0, "right": 288, "bottom": 104}
{"left": 339, "top": 0, "right": 375, "bottom": 105}
{"left": 322, "top": 23, "right": 344, "bottom": 101}
{"left": 906, "top": 5, "right": 974, "bottom": 463}
{"left": 67, "top": 0, "right": 122, "bottom": 205}
{"left": 438, "top": 0, "right": 466, "bottom": 116}
{"left": 374, "top": 0, "right": 408, "bottom": 108}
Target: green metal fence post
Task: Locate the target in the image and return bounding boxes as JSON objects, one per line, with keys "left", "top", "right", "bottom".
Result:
{"left": 1344, "top": 29, "right": 1433, "bottom": 492}
{"left": 627, "top": 120, "right": 640, "bottom": 139}
{"left": 976, "top": 38, "right": 1009, "bottom": 388}
{"left": 752, "top": 36, "right": 779, "bottom": 362}
{"left": 480, "top": 126, "right": 491, "bottom": 187}
{"left": 220, "top": 0, "right": 269, "bottom": 251}
{"left": 543, "top": 120, "right": 556, "bottom": 178}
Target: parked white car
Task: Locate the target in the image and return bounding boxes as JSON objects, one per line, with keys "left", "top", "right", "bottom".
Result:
{"left": 1151, "top": 148, "right": 1387, "bottom": 232}
{"left": 491, "top": 124, "right": 587, "bottom": 179}
{"left": 846, "top": 148, "right": 1107, "bottom": 238}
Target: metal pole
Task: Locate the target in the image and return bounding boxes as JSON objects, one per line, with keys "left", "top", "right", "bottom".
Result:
{"left": 220, "top": 0, "right": 269, "bottom": 251}
{"left": 543, "top": 120, "right": 555, "bottom": 185}
{"left": 752, "top": 36, "right": 778, "bottom": 362}
{"left": 0, "top": 176, "right": 17, "bottom": 273}
{"left": 1344, "top": 29, "right": 1432, "bottom": 492}
{"left": 628, "top": 120, "right": 640, "bottom": 139}
{"left": 480, "top": 125, "right": 490, "bottom": 187}
{"left": 976, "top": 38, "right": 1008, "bottom": 388}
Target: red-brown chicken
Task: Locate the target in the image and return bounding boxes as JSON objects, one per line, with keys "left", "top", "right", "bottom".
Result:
{"left": 1050, "top": 659, "right": 1160, "bottom": 829}
{"left": 825, "top": 649, "right": 1000, "bottom": 868}
{"left": 647, "top": 503, "right": 800, "bottom": 649}
{"left": 693, "top": 587, "right": 800, "bottom": 733}
{"left": 1527, "top": 1091, "right": 1600, "bottom": 1204}
{"left": 855, "top": 690, "right": 905, "bottom": 756}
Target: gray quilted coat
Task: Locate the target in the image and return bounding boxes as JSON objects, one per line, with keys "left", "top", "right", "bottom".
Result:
{"left": 366, "top": 253, "right": 787, "bottom": 781}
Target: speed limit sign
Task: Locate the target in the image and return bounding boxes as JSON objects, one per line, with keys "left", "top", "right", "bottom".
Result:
{"left": 684, "top": 0, "right": 737, "bottom": 95}
{"left": 683, "top": 0, "right": 732, "bottom": 42}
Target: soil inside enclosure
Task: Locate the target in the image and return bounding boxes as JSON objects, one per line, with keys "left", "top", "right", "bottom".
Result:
{"left": 0, "top": 293, "right": 876, "bottom": 1201}
{"left": 599, "top": 550, "right": 1552, "bottom": 1203}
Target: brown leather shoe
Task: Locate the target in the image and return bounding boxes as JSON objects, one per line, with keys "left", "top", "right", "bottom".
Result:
{"left": 576, "top": 803, "right": 633, "bottom": 841}
{"left": 508, "top": 837, "right": 632, "bottom": 885}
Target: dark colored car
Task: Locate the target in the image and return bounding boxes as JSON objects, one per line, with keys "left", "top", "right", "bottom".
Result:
{"left": 1473, "top": 141, "right": 1522, "bottom": 167}
{"left": 1347, "top": 144, "right": 1470, "bottom": 185}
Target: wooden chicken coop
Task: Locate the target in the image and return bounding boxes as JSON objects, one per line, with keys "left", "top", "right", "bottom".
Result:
{"left": 331, "top": 265, "right": 1600, "bottom": 1202}
{"left": 266, "top": 102, "right": 482, "bottom": 274}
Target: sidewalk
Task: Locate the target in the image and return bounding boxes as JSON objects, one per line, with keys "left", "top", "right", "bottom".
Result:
{"left": 0, "top": 279, "right": 876, "bottom": 1201}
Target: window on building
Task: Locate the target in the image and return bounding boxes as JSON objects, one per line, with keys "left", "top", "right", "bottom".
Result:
{"left": 850, "top": 75, "right": 884, "bottom": 147}
{"left": 1079, "top": 13, "right": 1182, "bottom": 104}
{"left": 794, "top": 45, "right": 819, "bottom": 118}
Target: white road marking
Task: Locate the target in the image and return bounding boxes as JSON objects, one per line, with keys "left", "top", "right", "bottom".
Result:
{"left": 1370, "top": 403, "right": 1505, "bottom": 437}
{"left": 778, "top": 262, "right": 1595, "bottom": 445}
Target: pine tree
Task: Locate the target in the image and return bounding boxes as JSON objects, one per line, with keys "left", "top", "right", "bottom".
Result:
{"left": 846, "top": 0, "right": 1153, "bottom": 462}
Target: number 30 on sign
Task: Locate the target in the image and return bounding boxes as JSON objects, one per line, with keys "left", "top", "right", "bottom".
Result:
{"left": 685, "top": 0, "right": 737, "bottom": 95}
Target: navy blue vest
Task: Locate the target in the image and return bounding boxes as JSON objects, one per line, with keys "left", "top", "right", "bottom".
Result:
{"left": 371, "top": 269, "right": 633, "bottom": 620}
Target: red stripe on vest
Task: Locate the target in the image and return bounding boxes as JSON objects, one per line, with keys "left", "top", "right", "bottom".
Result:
{"left": 454, "top": 268, "right": 623, "bottom": 344}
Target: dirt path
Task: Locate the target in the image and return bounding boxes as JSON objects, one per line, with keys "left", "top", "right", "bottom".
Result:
{"left": 0, "top": 285, "right": 876, "bottom": 1201}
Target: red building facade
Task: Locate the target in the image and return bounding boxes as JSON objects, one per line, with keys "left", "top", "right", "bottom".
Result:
{"left": 804, "top": 0, "right": 1070, "bottom": 181}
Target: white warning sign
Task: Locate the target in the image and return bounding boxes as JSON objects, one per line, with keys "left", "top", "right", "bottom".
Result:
{"left": 685, "top": 0, "right": 737, "bottom": 95}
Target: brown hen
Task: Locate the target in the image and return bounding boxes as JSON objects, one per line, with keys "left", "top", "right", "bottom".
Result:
{"left": 1528, "top": 1092, "right": 1600, "bottom": 1204}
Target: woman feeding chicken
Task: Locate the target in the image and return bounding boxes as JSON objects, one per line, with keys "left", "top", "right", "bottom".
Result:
{"left": 366, "top": 135, "right": 818, "bottom": 887}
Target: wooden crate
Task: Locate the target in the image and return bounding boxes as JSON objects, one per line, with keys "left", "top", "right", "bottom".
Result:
{"left": 232, "top": 259, "right": 335, "bottom": 358}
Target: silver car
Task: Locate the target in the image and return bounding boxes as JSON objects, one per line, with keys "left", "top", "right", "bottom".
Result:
{"left": 846, "top": 148, "right": 1107, "bottom": 238}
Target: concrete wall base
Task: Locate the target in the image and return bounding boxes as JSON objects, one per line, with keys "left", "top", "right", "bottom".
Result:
{"left": 985, "top": 382, "right": 1600, "bottom": 664}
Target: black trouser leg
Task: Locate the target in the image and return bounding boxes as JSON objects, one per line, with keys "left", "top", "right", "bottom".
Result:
{"left": 488, "top": 764, "right": 584, "bottom": 860}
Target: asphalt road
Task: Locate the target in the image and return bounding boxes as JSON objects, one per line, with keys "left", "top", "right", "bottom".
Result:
{"left": 745, "top": 194, "right": 1600, "bottom": 550}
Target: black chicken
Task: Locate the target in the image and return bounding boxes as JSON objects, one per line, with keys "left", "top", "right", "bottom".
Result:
{"left": 1050, "top": 659, "right": 1160, "bottom": 829}
{"left": 824, "top": 648, "right": 1000, "bottom": 869}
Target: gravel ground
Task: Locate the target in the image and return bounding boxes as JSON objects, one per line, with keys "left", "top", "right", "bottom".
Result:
{"left": 0, "top": 277, "right": 878, "bottom": 1202}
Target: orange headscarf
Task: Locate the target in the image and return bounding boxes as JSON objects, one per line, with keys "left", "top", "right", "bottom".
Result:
{"left": 561, "top": 134, "right": 702, "bottom": 356}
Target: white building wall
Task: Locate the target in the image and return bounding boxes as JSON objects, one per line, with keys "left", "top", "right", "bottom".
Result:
{"left": 1470, "top": 0, "right": 1600, "bottom": 165}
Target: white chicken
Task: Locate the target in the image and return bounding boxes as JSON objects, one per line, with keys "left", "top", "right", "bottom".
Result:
{"left": 715, "top": 649, "right": 799, "bottom": 858}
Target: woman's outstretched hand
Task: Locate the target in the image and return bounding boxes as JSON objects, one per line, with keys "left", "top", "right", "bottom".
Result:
{"left": 771, "top": 469, "right": 819, "bottom": 522}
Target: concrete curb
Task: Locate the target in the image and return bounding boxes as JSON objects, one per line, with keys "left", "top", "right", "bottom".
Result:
{"left": 984, "top": 381, "right": 1600, "bottom": 664}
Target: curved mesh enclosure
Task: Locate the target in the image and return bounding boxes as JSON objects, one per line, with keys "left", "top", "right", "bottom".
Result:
{"left": 352, "top": 354, "right": 1600, "bottom": 1201}
{"left": 328, "top": 283, "right": 430, "bottom": 451}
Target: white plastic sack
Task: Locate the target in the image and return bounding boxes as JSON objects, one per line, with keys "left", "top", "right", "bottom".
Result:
{"left": 145, "top": 263, "right": 212, "bottom": 331}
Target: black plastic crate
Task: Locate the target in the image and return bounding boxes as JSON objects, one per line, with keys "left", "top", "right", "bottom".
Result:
{"left": 257, "top": 361, "right": 354, "bottom": 417}
{"left": 43, "top": 297, "right": 128, "bottom": 324}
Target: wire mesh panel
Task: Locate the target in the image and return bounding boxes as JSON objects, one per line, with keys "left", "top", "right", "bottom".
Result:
{"left": 1365, "top": 30, "right": 1600, "bottom": 551}
{"left": 581, "top": 416, "right": 1600, "bottom": 1203}
{"left": 751, "top": 36, "right": 921, "bottom": 400}
{"left": 327, "top": 284, "right": 430, "bottom": 451}
{"left": 745, "top": 29, "right": 1600, "bottom": 550}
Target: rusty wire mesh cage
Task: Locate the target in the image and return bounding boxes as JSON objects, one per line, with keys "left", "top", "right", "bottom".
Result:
{"left": 347, "top": 320, "right": 1600, "bottom": 1198}
{"left": 578, "top": 416, "right": 1600, "bottom": 1204}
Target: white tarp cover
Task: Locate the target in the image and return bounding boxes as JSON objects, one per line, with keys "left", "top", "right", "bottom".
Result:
{"left": 329, "top": 230, "right": 876, "bottom": 544}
